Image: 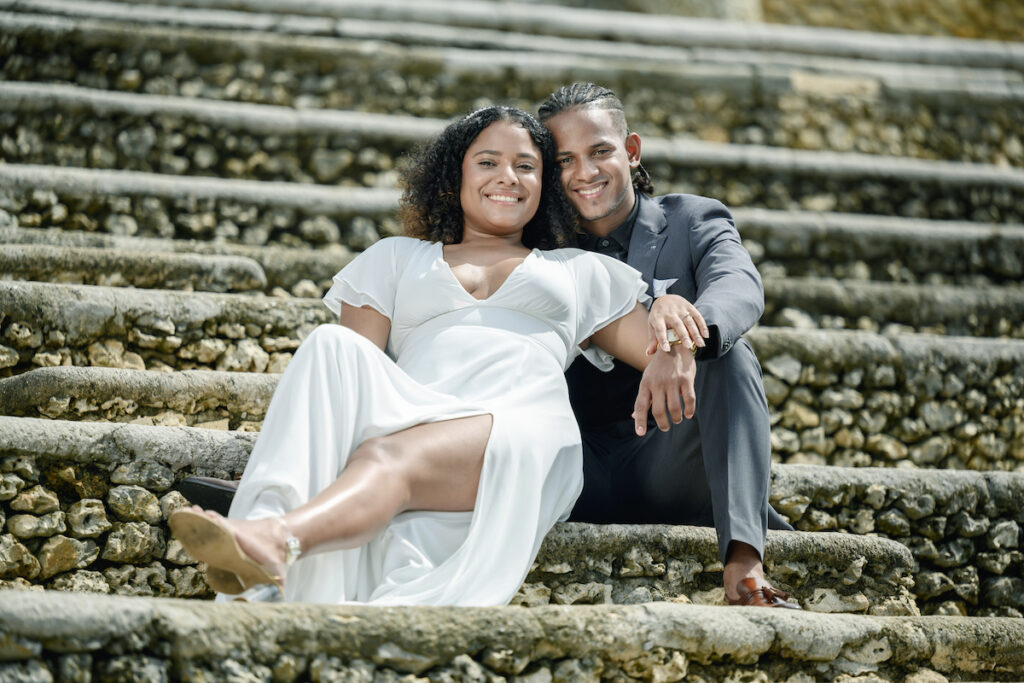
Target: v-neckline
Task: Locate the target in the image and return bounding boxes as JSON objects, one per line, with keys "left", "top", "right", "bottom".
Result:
{"left": 438, "top": 243, "right": 536, "bottom": 303}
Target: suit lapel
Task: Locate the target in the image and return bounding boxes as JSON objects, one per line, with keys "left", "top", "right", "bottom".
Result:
{"left": 627, "top": 193, "right": 669, "bottom": 297}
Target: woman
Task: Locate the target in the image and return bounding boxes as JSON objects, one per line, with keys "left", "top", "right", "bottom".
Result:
{"left": 170, "top": 106, "right": 657, "bottom": 606}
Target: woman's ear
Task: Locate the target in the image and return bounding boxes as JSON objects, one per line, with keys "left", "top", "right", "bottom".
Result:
{"left": 625, "top": 133, "right": 643, "bottom": 169}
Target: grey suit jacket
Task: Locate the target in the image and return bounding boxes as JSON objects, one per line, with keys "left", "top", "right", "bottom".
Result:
{"left": 626, "top": 192, "right": 763, "bottom": 360}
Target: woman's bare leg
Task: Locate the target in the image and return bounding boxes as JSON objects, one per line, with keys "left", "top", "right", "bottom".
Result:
{"left": 199, "top": 414, "right": 493, "bottom": 581}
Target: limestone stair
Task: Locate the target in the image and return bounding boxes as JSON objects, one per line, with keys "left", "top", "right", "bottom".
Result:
{"left": 1, "top": 0, "right": 1024, "bottom": 679}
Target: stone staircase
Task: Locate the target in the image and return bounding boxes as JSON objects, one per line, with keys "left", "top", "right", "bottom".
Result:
{"left": 2, "top": 0, "right": 1024, "bottom": 680}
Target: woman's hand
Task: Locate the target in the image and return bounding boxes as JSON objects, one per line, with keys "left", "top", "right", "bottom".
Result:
{"left": 647, "top": 294, "right": 708, "bottom": 355}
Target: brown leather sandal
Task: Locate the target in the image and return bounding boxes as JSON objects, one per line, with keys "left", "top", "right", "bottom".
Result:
{"left": 727, "top": 578, "right": 802, "bottom": 609}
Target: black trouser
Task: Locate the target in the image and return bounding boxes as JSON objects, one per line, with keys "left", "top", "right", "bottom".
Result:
{"left": 569, "top": 339, "right": 792, "bottom": 562}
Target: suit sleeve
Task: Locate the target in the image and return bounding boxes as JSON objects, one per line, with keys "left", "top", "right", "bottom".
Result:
{"left": 686, "top": 197, "right": 764, "bottom": 360}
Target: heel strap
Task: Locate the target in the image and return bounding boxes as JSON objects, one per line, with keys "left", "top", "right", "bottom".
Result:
{"left": 274, "top": 518, "right": 302, "bottom": 566}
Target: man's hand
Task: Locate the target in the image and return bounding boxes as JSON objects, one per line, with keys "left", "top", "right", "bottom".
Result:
{"left": 633, "top": 344, "right": 697, "bottom": 436}
{"left": 647, "top": 294, "right": 708, "bottom": 355}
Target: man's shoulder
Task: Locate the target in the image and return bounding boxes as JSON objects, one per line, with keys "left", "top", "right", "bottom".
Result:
{"left": 647, "top": 192, "right": 730, "bottom": 219}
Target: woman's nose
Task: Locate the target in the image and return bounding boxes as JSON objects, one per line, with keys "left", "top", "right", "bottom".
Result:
{"left": 497, "top": 161, "right": 519, "bottom": 183}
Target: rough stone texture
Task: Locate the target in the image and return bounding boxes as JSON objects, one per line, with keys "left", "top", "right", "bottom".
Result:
{"left": 749, "top": 328, "right": 1024, "bottom": 472}
{"left": 0, "top": 366, "right": 277, "bottom": 428}
{"left": 0, "top": 225, "right": 354, "bottom": 294}
{"left": 0, "top": 243, "right": 267, "bottom": 293}
{"left": 762, "top": 0, "right": 1024, "bottom": 41}
{"left": 2, "top": 591, "right": 1024, "bottom": 681}
{"left": 772, "top": 466, "right": 1024, "bottom": 616}
{"left": 520, "top": 523, "right": 915, "bottom": 615}
{"left": 735, "top": 208, "right": 1024, "bottom": 288}
{"left": 0, "top": 163, "right": 396, "bottom": 249}
{"left": 763, "top": 278, "right": 1024, "bottom": 338}
{"left": 0, "top": 280, "right": 331, "bottom": 375}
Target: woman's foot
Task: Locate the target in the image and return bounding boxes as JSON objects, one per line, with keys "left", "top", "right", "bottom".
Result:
{"left": 169, "top": 506, "right": 291, "bottom": 594}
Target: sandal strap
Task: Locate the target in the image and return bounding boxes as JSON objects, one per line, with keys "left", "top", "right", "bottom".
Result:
{"left": 274, "top": 518, "right": 302, "bottom": 566}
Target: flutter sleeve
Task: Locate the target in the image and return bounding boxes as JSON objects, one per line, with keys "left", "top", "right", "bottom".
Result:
{"left": 568, "top": 250, "right": 651, "bottom": 371}
{"left": 322, "top": 237, "right": 402, "bottom": 320}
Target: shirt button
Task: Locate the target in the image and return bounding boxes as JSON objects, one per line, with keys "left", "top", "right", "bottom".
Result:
{"left": 599, "top": 239, "right": 610, "bottom": 248}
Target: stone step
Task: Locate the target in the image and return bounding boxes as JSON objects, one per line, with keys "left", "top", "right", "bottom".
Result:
{"left": 4, "top": 83, "right": 1024, "bottom": 222}
{"left": 0, "top": 163, "right": 398, "bottom": 249}
{"left": 0, "top": 280, "right": 332, "bottom": 376}
{"left": 5, "top": 414, "right": 1022, "bottom": 615}
{"left": 737, "top": 208, "right": 1024, "bottom": 288}
{"left": 6, "top": 213, "right": 1024, "bottom": 292}
{"left": 2, "top": 321, "right": 1022, "bottom": 474}
{"left": 9, "top": 0, "right": 1024, "bottom": 79}
{"left": 5, "top": 592, "right": 1023, "bottom": 683}
{"left": 0, "top": 367, "right": 275, "bottom": 428}
{"left": 62, "top": 0, "right": 1024, "bottom": 72}
{"left": 763, "top": 277, "right": 1024, "bottom": 338}
{"left": 2, "top": 155, "right": 1022, "bottom": 261}
{"left": 2, "top": 225, "right": 1020, "bottom": 338}
{"left": 747, "top": 327, "right": 1024, "bottom": 472}
{"left": 770, "top": 464, "right": 1024, "bottom": 617}
{"left": 0, "top": 225, "right": 355, "bottom": 295}
{"left": 0, "top": 416, "right": 911, "bottom": 613}
{"left": 0, "top": 244, "right": 268, "bottom": 293}
{"left": 3, "top": 13, "right": 1023, "bottom": 168}
{"left": 0, "top": 81, "right": 440, "bottom": 186}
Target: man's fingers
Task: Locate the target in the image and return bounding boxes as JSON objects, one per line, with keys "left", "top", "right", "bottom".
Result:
{"left": 651, "top": 392, "right": 671, "bottom": 432}
{"left": 650, "top": 317, "right": 671, "bottom": 353}
{"left": 665, "top": 389, "right": 683, "bottom": 425}
{"left": 681, "top": 380, "right": 697, "bottom": 420}
{"left": 633, "top": 391, "right": 652, "bottom": 436}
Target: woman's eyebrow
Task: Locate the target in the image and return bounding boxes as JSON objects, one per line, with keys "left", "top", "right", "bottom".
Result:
{"left": 471, "top": 150, "right": 539, "bottom": 160}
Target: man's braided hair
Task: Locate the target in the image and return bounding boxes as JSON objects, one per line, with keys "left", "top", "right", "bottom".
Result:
{"left": 537, "top": 82, "right": 654, "bottom": 195}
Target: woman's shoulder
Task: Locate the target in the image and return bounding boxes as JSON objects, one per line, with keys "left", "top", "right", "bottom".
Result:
{"left": 355, "top": 236, "right": 435, "bottom": 261}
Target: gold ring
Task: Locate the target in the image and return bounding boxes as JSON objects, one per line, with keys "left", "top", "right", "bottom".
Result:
{"left": 682, "top": 312, "right": 692, "bottom": 320}
{"left": 689, "top": 343, "right": 698, "bottom": 356}
{"left": 668, "top": 338, "right": 685, "bottom": 346}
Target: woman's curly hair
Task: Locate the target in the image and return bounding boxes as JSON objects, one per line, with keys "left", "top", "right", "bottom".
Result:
{"left": 398, "top": 106, "right": 578, "bottom": 249}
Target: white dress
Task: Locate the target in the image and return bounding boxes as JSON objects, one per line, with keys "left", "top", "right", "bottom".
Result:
{"left": 226, "top": 236, "right": 649, "bottom": 606}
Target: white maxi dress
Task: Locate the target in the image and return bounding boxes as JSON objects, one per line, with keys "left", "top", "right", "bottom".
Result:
{"left": 226, "top": 236, "right": 649, "bottom": 606}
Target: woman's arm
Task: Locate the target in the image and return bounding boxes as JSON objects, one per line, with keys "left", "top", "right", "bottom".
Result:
{"left": 587, "top": 302, "right": 651, "bottom": 372}
{"left": 340, "top": 303, "right": 391, "bottom": 353}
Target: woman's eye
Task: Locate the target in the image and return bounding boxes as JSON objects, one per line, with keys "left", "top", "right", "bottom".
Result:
{"left": 517, "top": 164, "right": 536, "bottom": 172}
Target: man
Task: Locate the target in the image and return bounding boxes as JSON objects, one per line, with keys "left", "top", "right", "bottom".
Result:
{"left": 538, "top": 82, "right": 798, "bottom": 608}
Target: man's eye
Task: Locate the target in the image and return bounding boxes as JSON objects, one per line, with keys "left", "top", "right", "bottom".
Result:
{"left": 594, "top": 148, "right": 611, "bottom": 156}
{"left": 479, "top": 160, "right": 496, "bottom": 167}
{"left": 557, "top": 157, "right": 572, "bottom": 166}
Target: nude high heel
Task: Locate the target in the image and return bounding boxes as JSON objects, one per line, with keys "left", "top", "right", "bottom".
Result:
{"left": 169, "top": 510, "right": 301, "bottom": 597}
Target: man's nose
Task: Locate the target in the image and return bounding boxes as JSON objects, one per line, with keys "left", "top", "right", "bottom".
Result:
{"left": 574, "top": 156, "right": 599, "bottom": 181}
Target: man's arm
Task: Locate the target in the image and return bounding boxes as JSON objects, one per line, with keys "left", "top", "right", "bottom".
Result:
{"left": 686, "top": 196, "right": 764, "bottom": 359}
